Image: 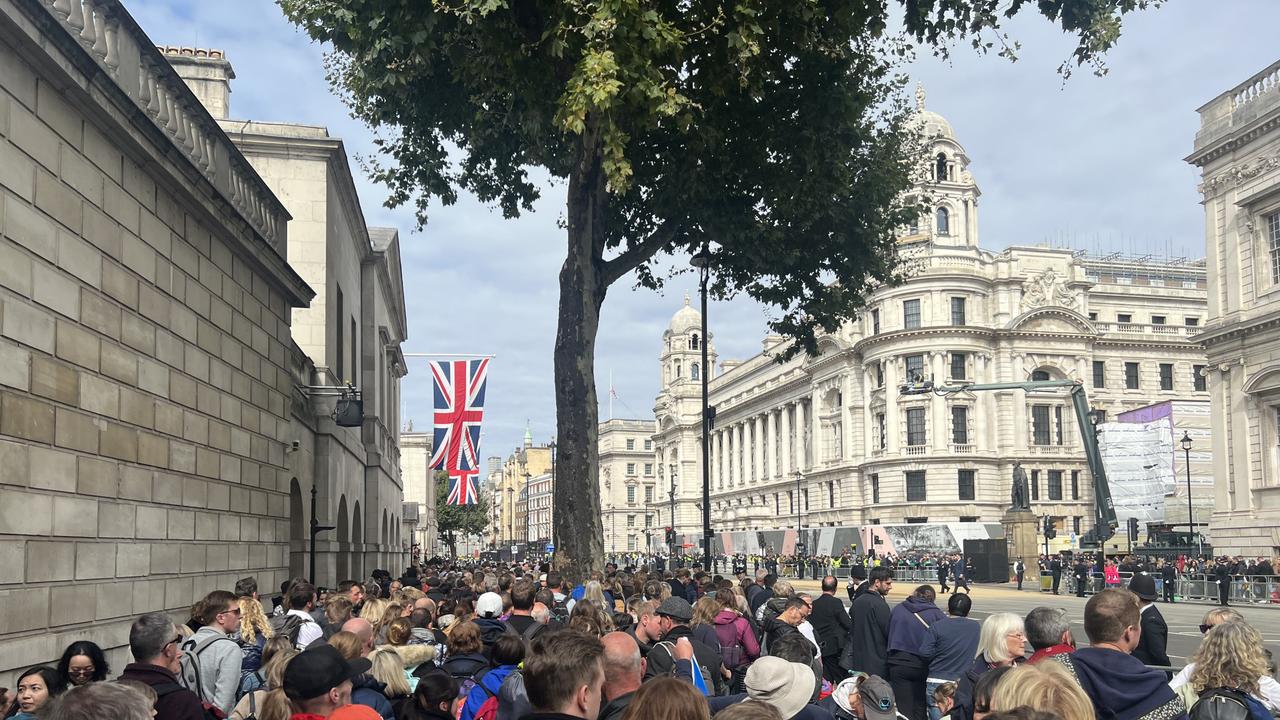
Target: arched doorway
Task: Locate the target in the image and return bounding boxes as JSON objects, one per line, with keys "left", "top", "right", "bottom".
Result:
{"left": 352, "top": 501, "right": 363, "bottom": 580}
{"left": 336, "top": 495, "right": 349, "bottom": 582}
{"left": 289, "top": 479, "right": 304, "bottom": 579}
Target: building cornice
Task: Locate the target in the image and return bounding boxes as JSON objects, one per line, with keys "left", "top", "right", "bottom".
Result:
{"left": 1197, "top": 313, "right": 1280, "bottom": 347}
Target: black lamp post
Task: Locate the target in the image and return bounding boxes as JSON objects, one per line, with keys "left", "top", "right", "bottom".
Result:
{"left": 669, "top": 476, "right": 678, "bottom": 560}
{"left": 691, "top": 244, "right": 713, "bottom": 566}
{"left": 1086, "top": 408, "right": 1107, "bottom": 564}
{"left": 1181, "top": 431, "right": 1202, "bottom": 559}
{"left": 309, "top": 485, "right": 335, "bottom": 584}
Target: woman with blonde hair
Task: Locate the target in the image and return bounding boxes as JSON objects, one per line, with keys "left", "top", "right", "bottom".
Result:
{"left": 1171, "top": 611, "right": 1280, "bottom": 713}
{"left": 376, "top": 602, "right": 405, "bottom": 644}
{"left": 1176, "top": 621, "right": 1274, "bottom": 715}
{"left": 369, "top": 648, "right": 413, "bottom": 717}
{"left": 583, "top": 581, "right": 609, "bottom": 610}
{"left": 377, "top": 618, "right": 437, "bottom": 685}
{"left": 237, "top": 596, "right": 274, "bottom": 647}
{"left": 990, "top": 662, "right": 1094, "bottom": 720}
{"left": 361, "top": 597, "right": 390, "bottom": 626}
{"left": 956, "top": 613, "right": 1026, "bottom": 720}
{"left": 229, "top": 647, "right": 298, "bottom": 720}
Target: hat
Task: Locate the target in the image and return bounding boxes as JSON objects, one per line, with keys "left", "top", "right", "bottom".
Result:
{"left": 858, "top": 675, "right": 897, "bottom": 720}
{"left": 476, "top": 592, "right": 504, "bottom": 618}
{"left": 745, "top": 657, "right": 816, "bottom": 720}
{"left": 437, "top": 614, "right": 457, "bottom": 630}
{"left": 655, "top": 596, "right": 694, "bottom": 622}
{"left": 283, "top": 644, "right": 372, "bottom": 701}
{"left": 1128, "top": 573, "right": 1158, "bottom": 601}
{"left": 328, "top": 706, "right": 382, "bottom": 720}
{"left": 849, "top": 565, "right": 867, "bottom": 580}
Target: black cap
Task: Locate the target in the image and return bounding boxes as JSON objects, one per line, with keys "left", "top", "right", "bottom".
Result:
{"left": 283, "top": 644, "right": 372, "bottom": 701}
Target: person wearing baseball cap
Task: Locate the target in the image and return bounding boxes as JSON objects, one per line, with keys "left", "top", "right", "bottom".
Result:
{"left": 283, "top": 644, "right": 371, "bottom": 720}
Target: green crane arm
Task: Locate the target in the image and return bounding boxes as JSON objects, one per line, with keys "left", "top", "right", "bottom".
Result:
{"left": 900, "top": 378, "right": 1118, "bottom": 537}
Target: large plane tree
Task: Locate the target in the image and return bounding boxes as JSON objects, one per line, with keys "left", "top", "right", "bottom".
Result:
{"left": 280, "top": 0, "right": 1155, "bottom": 574}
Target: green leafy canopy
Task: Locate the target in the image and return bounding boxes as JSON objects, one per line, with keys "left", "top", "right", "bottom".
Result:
{"left": 280, "top": 0, "right": 1156, "bottom": 355}
{"left": 435, "top": 470, "right": 489, "bottom": 548}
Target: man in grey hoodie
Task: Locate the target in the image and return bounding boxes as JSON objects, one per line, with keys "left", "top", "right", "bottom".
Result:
{"left": 181, "top": 590, "right": 243, "bottom": 716}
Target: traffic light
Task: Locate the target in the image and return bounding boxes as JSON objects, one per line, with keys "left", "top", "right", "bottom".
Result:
{"left": 665, "top": 527, "right": 675, "bottom": 545}
{"left": 1127, "top": 517, "right": 1140, "bottom": 543}
{"left": 1043, "top": 516, "right": 1056, "bottom": 539}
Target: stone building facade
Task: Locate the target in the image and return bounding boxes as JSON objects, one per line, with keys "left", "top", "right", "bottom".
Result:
{"left": 486, "top": 430, "right": 551, "bottom": 553}
{"left": 652, "top": 96, "right": 1209, "bottom": 550}
{"left": 0, "top": 0, "right": 311, "bottom": 681}
{"left": 599, "top": 418, "right": 659, "bottom": 553}
{"left": 163, "top": 49, "right": 410, "bottom": 586}
{"left": 1187, "top": 59, "right": 1280, "bottom": 556}
{"left": 399, "top": 430, "right": 438, "bottom": 561}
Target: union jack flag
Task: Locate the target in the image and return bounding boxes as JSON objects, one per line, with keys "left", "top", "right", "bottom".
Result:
{"left": 429, "top": 358, "right": 490, "bottom": 505}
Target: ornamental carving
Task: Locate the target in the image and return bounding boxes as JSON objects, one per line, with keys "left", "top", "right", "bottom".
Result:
{"left": 1199, "top": 150, "right": 1280, "bottom": 197}
{"left": 1021, "top": 268, "right": 1079, "bottom": 310}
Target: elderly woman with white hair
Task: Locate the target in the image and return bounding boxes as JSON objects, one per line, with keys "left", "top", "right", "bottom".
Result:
{"left": 954, "top": 612, "right": 1026, "bottom": 720}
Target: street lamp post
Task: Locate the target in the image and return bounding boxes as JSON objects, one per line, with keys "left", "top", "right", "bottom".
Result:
{"left": 309, "top": 485, "right": 336, "bottom": 584}
{"left": 1181, "top": 431, "right": 1202, "bottom": 559}
{"left": 669, "top": 476, "right": 678, "bottom": 561}
{"left": 795, "top": 470, "right": 804, "bottom": 578}
{"left": 1087, "top": 408, "right": 1108, "bottom": 566}
{"left": 505, "top": 486, "right": 514, "bottom": 559}
{"left": 691, "top": 244, "right": 714, "bottom": 568}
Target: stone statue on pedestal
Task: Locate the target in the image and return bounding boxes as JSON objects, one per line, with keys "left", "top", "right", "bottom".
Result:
{"left": 1010, "top": 462, "right": 1030, "bottom": 510}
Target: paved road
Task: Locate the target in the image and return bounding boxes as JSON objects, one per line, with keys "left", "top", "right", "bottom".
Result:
{"left": 785, "top": 580, "right": 1280, "bottom": 669}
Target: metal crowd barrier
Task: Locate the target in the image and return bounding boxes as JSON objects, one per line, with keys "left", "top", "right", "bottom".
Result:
{"left": 1036, "top": 570, "right": 1280, "bottom": 604}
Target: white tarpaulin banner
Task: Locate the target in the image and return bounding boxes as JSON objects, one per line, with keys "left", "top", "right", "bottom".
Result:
{"left": 1098, "top": 421, "right": 1175, "bottom": 525}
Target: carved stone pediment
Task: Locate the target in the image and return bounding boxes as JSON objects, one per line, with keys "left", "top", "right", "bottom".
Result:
{"left": 1021, "top": 268, "right": 1079, "bottom": 310}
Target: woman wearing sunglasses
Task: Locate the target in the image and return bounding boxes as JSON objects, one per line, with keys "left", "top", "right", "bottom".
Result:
{"left": 54, "top": 640, "right": 109, "bottom": 688}
{"left": 183, "top": 590, "right": 245, "bottom": 716}
{"left": 1170, "top": 610, "right": 1280, "bottom": 714}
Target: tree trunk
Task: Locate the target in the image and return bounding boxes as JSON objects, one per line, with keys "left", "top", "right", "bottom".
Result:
{"left": 552, "top": 127, "right": 608, "bottom": 578}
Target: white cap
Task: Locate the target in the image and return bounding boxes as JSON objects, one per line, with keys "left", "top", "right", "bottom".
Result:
{"left": 476, "top": 592, "right": 504, "bottom": 618}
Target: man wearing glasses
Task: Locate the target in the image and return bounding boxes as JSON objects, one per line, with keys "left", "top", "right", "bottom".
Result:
{"left": 183, "top": 590, "right": 244, "bottom": 716}
{"left": 117, "top": 613, "right": 205, "bottom": 720}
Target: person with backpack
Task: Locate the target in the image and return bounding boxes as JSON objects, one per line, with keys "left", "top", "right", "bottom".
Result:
{"left": 459, "top": 635, "right": 524, "bottom": 720}
{"left": 272, "top": 582, "right": 324, "bottom": 650}
{"left": 886, "top": 586, "right": 947, "bottom": 720}
{"left": 118, "top": 612, "right": 206, "bottom": 720}
{"left": 439, "top": 623, "right": 491, "bottom": 687}
{"left": 503, "top": 579, "right": 547, "bottom": 643}
{"left": 711, "top": 587, "right": 760, "bottom": 694}
{"left": 182, "top": 590, "right": 245, "bottom": 716}
{"left": 1175, "top": 621, "right": 1273, "bottom": 720}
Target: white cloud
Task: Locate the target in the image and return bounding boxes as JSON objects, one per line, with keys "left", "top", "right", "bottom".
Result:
{"left": 130, "top": 0, "right": 1278, "bottom": 457}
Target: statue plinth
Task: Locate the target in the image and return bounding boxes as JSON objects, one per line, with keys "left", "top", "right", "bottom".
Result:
{"left": 1002, "top": 508, "right": 1041, "bottom": 586}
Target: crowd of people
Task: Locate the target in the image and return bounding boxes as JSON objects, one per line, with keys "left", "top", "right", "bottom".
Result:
{"left": 2, "top": 559, "right": 1276, "bottom": 720}
{"left": 1034, "top": 553, "right": 1280, "bottom": 605}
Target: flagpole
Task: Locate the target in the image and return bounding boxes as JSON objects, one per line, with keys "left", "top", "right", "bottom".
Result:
{"left": 402, "top": 353, "right": 497, "bottom": 358}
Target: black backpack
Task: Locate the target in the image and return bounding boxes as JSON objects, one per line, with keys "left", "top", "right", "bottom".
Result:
{"left": 154, "top": 681, "right": 228, "bottom": 720}
{"left": 268, "top": 613, "right": 308, "bottom": 646}
{"left": 1190, "top": 688, "right": 1254, "bottom": 720}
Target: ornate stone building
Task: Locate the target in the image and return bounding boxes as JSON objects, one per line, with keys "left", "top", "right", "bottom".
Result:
{"left": 651, "top": 93, "right": 1209, "bottom": 551}
{"left": 599, "top": 418, "right": 659, "bottom": 553}
{"left": 399, "top": 430, "right": 438, "bottom": 560}
{"left": 1187, "top": 60, "right": 1280, "bottom": 556}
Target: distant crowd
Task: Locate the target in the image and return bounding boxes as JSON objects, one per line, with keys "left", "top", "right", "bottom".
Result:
{"left": 4, "top": 557, "right": 1276, "bottom": 720}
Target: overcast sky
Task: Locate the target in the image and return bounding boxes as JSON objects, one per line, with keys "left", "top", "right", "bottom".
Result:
{"left": 130, "top": 1, "right": 1278, "bottom": 461}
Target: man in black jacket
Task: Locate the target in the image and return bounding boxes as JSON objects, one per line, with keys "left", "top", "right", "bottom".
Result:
{"left": 117, "top": 613, "right": 205, "bottom": 720}
{"left": 842, "top": 567, "right": 893, "bottom": 677}
{"left": 1158, "top": 560, "right": 1176, "bottom": 603}
{"left": 1214, "top": 557, "right": 1232, "bottom": 606}
{"left": 847, "top": 565, "right": 869, "bottom": 602}
{"left": 643, "top": 596, "right": 727, "bottom": 695}
{"left": 810, "top": 576, "right": 852, "bottom": 682}
{"left": 1127, "top": 574, "right": 1171, "bottom": 678}
{"left": 1074, "top": 557, "right": 1090, "bottom": 598}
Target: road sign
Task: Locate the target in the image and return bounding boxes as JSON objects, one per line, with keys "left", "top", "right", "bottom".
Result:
{"left": 510, "top": 545, "right": 517, "bottom": 554}
{"left": 546, "top": 543, "right": 555, "bottom": 553}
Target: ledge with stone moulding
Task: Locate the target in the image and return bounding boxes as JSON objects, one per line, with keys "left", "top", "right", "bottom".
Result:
{"left": 34, "top": 0, "right": 289, "bottom": 259}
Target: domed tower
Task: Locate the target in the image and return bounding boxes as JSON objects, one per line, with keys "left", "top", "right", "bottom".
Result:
{"left": 910, "top": 84, "right": 981, "bottom": 248}
{"left": 660, "top": 293, "right": 717, "bottom": 389}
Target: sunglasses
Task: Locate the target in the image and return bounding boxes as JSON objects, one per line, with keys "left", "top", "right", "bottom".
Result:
{"left": 1200, "top": 624, "right": 1213, "bottom": 634}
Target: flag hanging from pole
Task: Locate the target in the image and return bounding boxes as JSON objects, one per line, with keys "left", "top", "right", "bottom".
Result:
{"left": 429, "top": 358, "right": 490, "bottom": 505}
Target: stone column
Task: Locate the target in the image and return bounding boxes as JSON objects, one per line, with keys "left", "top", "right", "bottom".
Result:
{"left": 795, "top": 400, "right": 807, "bottom": 471}
{"left": 764, "top": 410, "right": 776, "bottom": 481}
{"left": 885, "top": 360, "right": 901, "bottom": 453}
{"left": 863, "top": 368, "right": 875, "bottom": 457}
{"left": 780, "top": 405, "right": 792, "bottom": 478}
{"left": 713, "top": 429, "right": 723, "bottom": 490}
{"left": 811, "top": 389, "right": 822, "bottom": 466}
{"left": 1012, "top": 354, "right": 1028, "bottom": 451}
{"left": 931, "top": 352, "right": 948, "bottom": 451}
{"left": 737, "top": 423, "right": 746, "bottom": 487}
{"left": 755, "top": 415, "right": 766, "bottom": 485}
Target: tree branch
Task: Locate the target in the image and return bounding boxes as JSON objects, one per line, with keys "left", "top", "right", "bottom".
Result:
{"left": 601, "top": 220, "right": 682, "bottom": 286}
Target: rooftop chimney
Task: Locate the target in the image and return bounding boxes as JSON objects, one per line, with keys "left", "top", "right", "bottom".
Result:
{"left": 157, "top": 46, "right": 235, "bottom": 120}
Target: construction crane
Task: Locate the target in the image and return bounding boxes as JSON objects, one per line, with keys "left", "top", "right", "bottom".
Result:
{"left": 899, "top": 377, "right": 1119, "bottom": 557}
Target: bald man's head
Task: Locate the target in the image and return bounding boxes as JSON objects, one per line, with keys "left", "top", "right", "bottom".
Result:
{"left": 600, "top": 632, "right": 643, "bottom": 701}
{"left": 341, "top": 617, "right": 375, "bottom": 656}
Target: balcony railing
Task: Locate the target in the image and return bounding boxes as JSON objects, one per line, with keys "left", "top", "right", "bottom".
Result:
{"left": 951, "top": 444, "right": 974, "bottom": 454}
{"left": 1093, "top": 322, "right": 1198, "bottom": 337}
{"left": 903, "top": 445, "right": 927, "bottom": 456}
{"left": 1027, "top": 444, "right": 1076, "bottom": 455}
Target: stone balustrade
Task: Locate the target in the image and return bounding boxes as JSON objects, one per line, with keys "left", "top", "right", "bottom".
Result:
{"left": 36, "top": 0, "right": 288, "bottom": 255}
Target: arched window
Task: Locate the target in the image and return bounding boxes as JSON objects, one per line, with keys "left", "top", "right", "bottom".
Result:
{"left": 674, "top": 360, "right": 682, "bottom": 378}
{"left": 689, "top": 333, "right": 700, "bottom": 350}
{"left": 1031, "top": 370, "right": 1051, "bottom": 381}
{"left": 691, "top": 363, "right": 700, "bottom": 380}
{"left": 935, "top": 207, "right": 950, "bottom": 235}
{"left": 935, "top": 153, "right": 948, "bottom": 182}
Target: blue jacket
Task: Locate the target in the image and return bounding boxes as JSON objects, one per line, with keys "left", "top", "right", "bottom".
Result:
{"left": 461, "top": 664, "right": 517, "bottom": 720}
{"left": 918, "top": 616, "right": 981, "bottom": 681}
{"left": 351, "top": 673, "right": 394, "bottom": 719}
